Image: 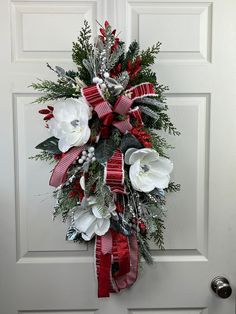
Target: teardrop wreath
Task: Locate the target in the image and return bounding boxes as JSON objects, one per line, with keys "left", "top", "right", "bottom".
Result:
{"left": 31, "top": 20, "right": 180, "bottom": 297}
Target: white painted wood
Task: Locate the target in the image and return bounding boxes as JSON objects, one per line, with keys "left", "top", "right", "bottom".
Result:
{"left": 1, "top": 0, "right": 236, "bottom": 313}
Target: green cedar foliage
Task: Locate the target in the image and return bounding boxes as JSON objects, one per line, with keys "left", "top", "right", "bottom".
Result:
{"left": 72, "top": 20, "right": 93, "bottom": 84}
{"left": 30, "top": 79, "right": 78, "bottom": 103}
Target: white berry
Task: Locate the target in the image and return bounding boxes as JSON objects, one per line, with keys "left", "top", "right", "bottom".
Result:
{"left": 98, "top": 78, "right": 103, "bottom": 84}
{"left": 93, "top": 77, "right": 100, "bottom": 83}
{"left": 88, "top": 147, "right": 95, "bottom": 153}
{"left": 78, "top": 159, "right": 83, "bottom": 164}
{"left": 92, "top": 157, "right": 96, "bottom": 162}
{"left": 86, "top": 157, "right": 90, "bottom": 161}
{"left": 104, "top": 72, "right": 110, "bottom": 78}
{"left": 88, "top": 153, "right": 93, "bottom": 158}
{"left": 81, "top": 155, "right": 87, "bottom": 160}
{"left": 101, "top": 83, "right": 106, "bottom": 90}
{"left": 82, "top": 151, "right": 87, "bottom": 156}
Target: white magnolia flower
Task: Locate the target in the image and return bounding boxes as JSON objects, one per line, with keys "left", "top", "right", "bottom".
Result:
{"left": 125, "top": 148, "right": 173, "bottom": 192}
{"left": 48, "top": 97, "right": 92, "bottom": 153}
{"left": 72, "top": 197, "right": 116, "bottom": 241}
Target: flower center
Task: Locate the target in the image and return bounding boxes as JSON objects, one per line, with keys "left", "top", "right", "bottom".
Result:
{"left": 140, "top": 164, "right": 150, "bottom": 174}
{"left": 71, "top": 119, "right": 80, "bottom": 127}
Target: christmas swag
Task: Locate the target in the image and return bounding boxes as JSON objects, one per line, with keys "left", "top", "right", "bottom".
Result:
{"left": 31, "top": 20, "right": 180, "bottom": 297}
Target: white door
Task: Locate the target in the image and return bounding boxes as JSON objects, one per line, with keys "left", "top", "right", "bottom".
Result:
{"left": 1, "top": 0, "right": 236, "bottom": 313}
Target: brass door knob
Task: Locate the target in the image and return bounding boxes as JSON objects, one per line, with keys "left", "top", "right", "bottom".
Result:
{"left": 211, "top": 276, "right": 232, "bottom": 299}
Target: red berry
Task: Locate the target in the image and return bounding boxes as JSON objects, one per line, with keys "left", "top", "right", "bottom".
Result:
{"left": 43, "top": 113, "right": 54, "bottom": 120}
{"left": 39, "top": 109, "right": 50, "bottom": 114}
{"left": 104, "top": 20, "right": 109, "bottom": 28}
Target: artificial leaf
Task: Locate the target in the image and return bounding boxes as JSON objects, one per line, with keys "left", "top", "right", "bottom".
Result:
{"left": 116, "top": 71, "right": 129, "bottom": 89}
{"left": 94, "top": 139, "right": 117, "bottom": 163}
{"left": 105, "top": 77, "right": 124, "bottom": 96}
{"left": 120, "top": 133, "right": 142, "bottom": 153}
{"left": 82, "top": 161, "right": 90, "bottom": 172}
{"left": 55, "top": 66, "right": 66, "bottom": 76}
{"left": 66, "top": 227, "right": 80, "bottom": 242}
{"left": 35, "top": 136, "right": 61, "bottom": 154}
{"left": 110, "top": 216, "right": 132, "bottom": 236}
{"left": 139, "top": 105, "right": 160, "bottom": 120}
{"left": 135, "top": 97, "right": 164, "bottom": 108}
{"left": 151, "top": 188, "right": 165, "bottom": 198}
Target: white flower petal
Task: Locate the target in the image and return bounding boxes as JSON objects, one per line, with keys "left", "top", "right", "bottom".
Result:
{"left": 129, "top": 160, "right": 143, "bottom": 192}
{"left": 73, "top": 207, "right": 86, "bottom": 221}
{"left": 129, "top": 148, "right": 157, "bottom": 165}
{"left": 149, "top": 157, "right": 173, "bottom": 176}
{"left": 48, "top": 98, "right": 91, "bottom": 152}
{"left": 142, "top": 149, "right": 159, "bottom": 163}
{"left": 81, "top": 221, "right": 96, "bottom": 241}
{"left": 74, "top": 211, "right": 96, "bottom": 233}
{"left": 124, "top": 148, "right": 138, "bottom": 165}
{"left": 95, "top": 219, "right": 110, "bottom": 236}
{"left": 91, "top": 205, "right": 104, "bottom": 219}
{"left": 58, "top": 138, "right": 71, "bottom": 153}
{"left": 74, "top": 127, "right": 91, "bottom": 146}
{"left": 79, "top": 176, "right": 85, "bottom": 191}
{"left": 128, "top": 148, "right": 173, "bottom": 192}
{"left": 154, "top": 173, "right": 170, "bottom": 189}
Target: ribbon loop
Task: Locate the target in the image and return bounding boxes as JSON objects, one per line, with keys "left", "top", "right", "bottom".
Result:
{"left": 112, "top": 116, "right": 132, "bottom": 134}
{"left": 129, "top": 106, "right": 143, "bottom": 126}
{"left": 82, "top": 82, "right": 156, "bottom": 135}
{"left": 113, "top": 95, "right": 133, "bottom": 115}
{"left": 82, "top": 84, "right": 112, "bottom": 119}
{"left": 127, "top": 82, "right": 156, "bottom": 100}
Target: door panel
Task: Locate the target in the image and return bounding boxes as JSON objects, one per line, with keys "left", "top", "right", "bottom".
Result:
{"left": 1, "top": 0, "right": 236, "bottom": 313}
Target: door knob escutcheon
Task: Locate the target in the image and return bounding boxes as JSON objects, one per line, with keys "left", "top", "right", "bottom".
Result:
{"left": 211, "top": 276, "right": 232, "bottom": 299}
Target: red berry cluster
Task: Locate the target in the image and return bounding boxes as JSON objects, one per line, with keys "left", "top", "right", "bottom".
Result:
{"left": 130, "top": 126, "right": 152, "bottom": 148}
{"left": 99, "top": 21, "right": 120, "bottom": 52}
{"left": 38, "top": 105, "right": 54, "bottom": 121}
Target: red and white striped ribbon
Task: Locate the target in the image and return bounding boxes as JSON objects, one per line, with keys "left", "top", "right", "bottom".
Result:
{"left": 49, "top": 146, "right": 85, "bottom": 187}
{"left": 112, "top": 117, "right": 132, "bottom": 134}
{"left": 82, "top": 82, "right": 156, "bottom": 134}
{"left": 126, "top": 82, "right": 156, "bottom": 100}
{"left": 129, "top": 106, "right": 144, "bottom": 126}
{"left": 113, "top": 95, "right": 133, "bottom": 115}
{"left": 82, "top": 84, "right": 112, "bottom": 119}
{"left": 104, "top": 149, "right": 126, "bottom": 194}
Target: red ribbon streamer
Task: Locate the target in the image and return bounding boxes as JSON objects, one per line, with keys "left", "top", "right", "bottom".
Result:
{"left": 96, "top": 230, "right": 138, "bottom": 298}
{"left": 49, "top": 146, "right": 85, "bottom": 187}
{"left": 95, "top": 198, "right": 139, "bottom": 298}
{"left": 112, "top": 230, "right": 130, "bottom": 279}
{"left": 97, "top": 231, "right": 113, "bottom": 298}
{"left": 114, "top": 233, "right": 138, "bottom": 290}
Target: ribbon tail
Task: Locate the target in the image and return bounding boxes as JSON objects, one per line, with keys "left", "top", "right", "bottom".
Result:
{"left": 113, "top": 232, "right": 139, "bottom": 290}
{"left": 112, "top": 230, "right": 130, "bottom": 279}
{"left": 49, "top": 146, "right": 85, "bottom": 187}
{"left": 126, "top": 233, "right": 139, "bottom": 287}
{"left": 96, "top": 231, "right": 113, "bottom": 298}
